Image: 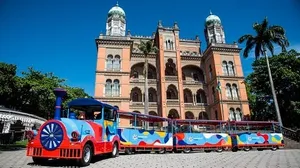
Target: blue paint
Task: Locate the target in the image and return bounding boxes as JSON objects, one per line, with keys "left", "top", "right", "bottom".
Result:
{"left": 40, "top": 122, "right": 64, "bottom": 151}
{"left": 53, "top": 88, "right": 67, "bottom": 120}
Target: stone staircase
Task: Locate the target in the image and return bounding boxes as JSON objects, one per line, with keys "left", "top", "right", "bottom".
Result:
{"left": 275, "top": 125, "right": 300, "bottom": 149}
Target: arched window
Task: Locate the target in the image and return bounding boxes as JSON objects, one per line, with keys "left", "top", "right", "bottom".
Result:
{"left": 106, "top": 55, "right": 113, "bottom": 70}
{"left": 232, "top": 84, "right": 238, "bottom": 99}
{"left": 149, "top": 93, "right": 153, "bottom": 102}
{"left": 229, "top": 108, "right": 235, "bottom": 121}
{"left": 192, "top": 73, "right": 199, "bottom": 81}
{"left": 212, "top": 87, "right": 216, "bottom": 102}
{"left": 209, "top": 65, "right": 213, "bottom": 79}
{"left": 113, "top": 79, "right": 120, "bottom": 96}
{"left": 235, "top": 108, "right": 242, "bottom": 121}
{"left": 226, "top": 84, "right": 232, "bottom": 99}
{"left": 113, "top": 55, "right": 121, "bottom": 71}
{"left": 228, "top": 61, "right": 235, "bottom": 76}
{"left": 133, "top": 70, "right": 138, "bottom": 78}
{"left": 105, "top": 79, "right": 112, "bottom": 96}
{"left": 215, "top": 110, "right": 218, "bottom": 120}
{"left": 182, "top": 72, "right": 186, "bottom": 80}
{"left": 222, "top": 61, "right": 228, "bottom": 75}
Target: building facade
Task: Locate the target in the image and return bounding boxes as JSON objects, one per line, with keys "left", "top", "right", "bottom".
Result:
{"left": 94, "top": 3, "right": 250, "bottom": 126}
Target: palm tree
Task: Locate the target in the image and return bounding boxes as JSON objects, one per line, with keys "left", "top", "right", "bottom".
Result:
{"left": 138, "top": 40, "right": 158, "bottom": 129}
{"left": 238, "top": 17, "right": 289, "bottom": 127}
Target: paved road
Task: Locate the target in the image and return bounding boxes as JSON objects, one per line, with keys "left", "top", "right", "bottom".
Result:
{"left": 0, "top": 149, "right": 299, "bottom": 168}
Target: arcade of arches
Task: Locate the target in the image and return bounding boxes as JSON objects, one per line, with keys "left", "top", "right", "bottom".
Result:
{"left": 167, "top": 110, "right": 209, "bottom": 120}
{"left": 130, "top": 63, "right": 157, "bottom": 79}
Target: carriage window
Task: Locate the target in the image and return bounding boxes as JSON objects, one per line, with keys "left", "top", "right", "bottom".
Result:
{"left": 104, "top": 107, "right": 116, "bottom": 121}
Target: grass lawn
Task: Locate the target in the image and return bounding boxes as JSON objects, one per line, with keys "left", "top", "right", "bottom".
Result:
{"left": 0, "top": 140, "right": 28, "bottom": 151}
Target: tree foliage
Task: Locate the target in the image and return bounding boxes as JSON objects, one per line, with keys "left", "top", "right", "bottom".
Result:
{"left": 238, "top": 17, "right": 289, "bottom": 59}
{"left": 246, "top": 49, "right": 300, "bottom": 129}
{"left": 0, "top": 62, "right": 91, "bottom": 119}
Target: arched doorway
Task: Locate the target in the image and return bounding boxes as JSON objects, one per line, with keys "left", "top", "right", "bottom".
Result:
{"left": 185, "top": 111, "right": 195, "bottom": 119}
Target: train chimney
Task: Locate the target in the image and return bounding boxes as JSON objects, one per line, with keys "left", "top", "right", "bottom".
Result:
{"left": 53, "top": 88, "right": 67, "bottom": 120}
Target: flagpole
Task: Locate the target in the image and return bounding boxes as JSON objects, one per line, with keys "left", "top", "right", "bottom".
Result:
{"left": 217, "top": 72, "right": 225, "bottom": 121}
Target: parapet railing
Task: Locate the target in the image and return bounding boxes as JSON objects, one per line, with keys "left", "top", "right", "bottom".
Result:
{"left": 274, "top": 125, "right": 300, "bottom": 142}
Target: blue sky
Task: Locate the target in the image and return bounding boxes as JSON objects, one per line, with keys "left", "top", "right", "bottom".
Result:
{"left": 1, "top": 0, "right": 300, "bottom": 96}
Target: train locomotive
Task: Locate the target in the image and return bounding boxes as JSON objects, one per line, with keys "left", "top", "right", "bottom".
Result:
{"left": 25, "top": 88, "right": 284, "bottom": 166}
{"left": 26, "top": 88, "right": 120, "bottom": 167}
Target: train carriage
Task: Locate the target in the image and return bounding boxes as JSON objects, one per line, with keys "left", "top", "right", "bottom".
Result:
{"left": 172, "top": 119, "right": 232, "bottom": 153}
{"left": 228, "top": 121, "right": 284, "bottom": 152}
{"left": 117, "top": 112, "right": 173, "bottom": 154}
{"left": 26, "top": 88, "right": 120, "bottom": 167}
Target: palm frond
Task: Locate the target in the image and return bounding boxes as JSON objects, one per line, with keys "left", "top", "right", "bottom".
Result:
{"left": 238, "top": 34, "right": 253, "bottom": 44}
{"left": 265, "top": 41, "right": 274, "bottom": 56}
{"left": 243, "top": 39, "right": 256, "bottom": 58}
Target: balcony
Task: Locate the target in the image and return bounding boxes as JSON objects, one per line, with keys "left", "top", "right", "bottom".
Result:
{"left": 130, "top": 78, "right": 157, "bottom": 84}
{"left": 130, "top": 101, "right": 157, "bottom": 107}
{"left": 165, "top": 76, "right": 178, "bottom": 81}
{"left": 183, "top": 80, "right": 204, "bottom": 85}
{"left": 184, "top": 102, "right": 208, "bottom": 107}
{"left": 166, "top": 99, "right": 179, "bottom": 105}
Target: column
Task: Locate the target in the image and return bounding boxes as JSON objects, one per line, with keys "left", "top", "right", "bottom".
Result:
{"left": 2, "top": 121, "right": 12, "bottom": 133}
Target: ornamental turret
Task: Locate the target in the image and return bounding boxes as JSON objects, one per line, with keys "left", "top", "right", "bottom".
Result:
{"left": 106, "top": 2, "right": 126, "bottom": 36}
{"left": 204, "top": 11, "right": 226, "bottom": 46}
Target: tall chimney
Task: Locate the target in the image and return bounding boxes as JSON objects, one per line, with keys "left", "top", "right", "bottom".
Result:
{"left": 53, "top": 88, "right": 67, "bottom": 120}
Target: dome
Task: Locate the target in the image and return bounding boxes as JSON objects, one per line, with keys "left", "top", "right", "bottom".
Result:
{"left": 205, "top": 11, "right": 221, "bottom": 26}
{"left": 108, "top": 3, "right": 125, "bottom": 17}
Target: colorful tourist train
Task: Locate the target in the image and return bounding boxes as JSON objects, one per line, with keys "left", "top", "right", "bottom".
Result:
{"left": 25, "top": 89, "right": 284, "bottom": 167}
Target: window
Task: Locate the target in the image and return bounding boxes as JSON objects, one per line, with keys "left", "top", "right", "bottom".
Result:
{"left": 192, "top": 73, "right": 199, "bottom": 81}
{"left": 113, "top": 79, "right": 120, "bottom": 96}
{"left": 209, "top": 65, "right": 213, "bottom": 80}
{"left": 229, "top": 108, "right": 235, "bottom": 121}
{"left": 104, "top": 107, "right": 116, "bottom": 121}
{"left": 106, "top": 55, "right": 113, "bottom": 70}
{"left": 215, "top": 110, "right": 218, "bottom": 120}
{"left": 212, "top": 87, "right": 216, "bottom": 102}
{"left": 113, "top": 55, "right": 121, "bottom": 71}
{"left": 228, "top": 61, "right": 235, "bottom": 76}
{"left": 235, "top": 108, "right": 242, "bottom": 121}
{"left": 105, "top": 79, "right": 112, "bottom": 96}
{"left": 222, "top": 61, "right": 228, "bottom": 76}
{"left": 226, "top": 84, "right": 232, "bottom": 99}
{"left": 232, "top": 84, "right": 238, "bottom": 99}
{"left": 133, "top": 70, "right": 138, "bottom": 78}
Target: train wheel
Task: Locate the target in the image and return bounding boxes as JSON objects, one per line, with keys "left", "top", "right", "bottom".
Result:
{"left": 111, "top": 142, "right": 119, "bottom": 158}
{"left": 271, "top": 146, "right": 278, "bottom": 151}
{"left": 79, "top": 144, "right": 92, "bottom": 167}
{"left": 156, "top": 148, "right": 166, "bottom": 154}
{"left": 183, "top": 148, "right": 191, "bottom": 153}
{"left": 125, "top": 148, "right": 132, "bottom": 155}
{"left": 32, "top": 157, "right": 48, "bottom": 165}
{"left": 231, "top": 146, "right": 238, "bottom": 152}
{"left": 216, "top": 148, "right": 223, "bottom": 153}
{"left": 243, "top": 147, "right": 250, "bottom": 152}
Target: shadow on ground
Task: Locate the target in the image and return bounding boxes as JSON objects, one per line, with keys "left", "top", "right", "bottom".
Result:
{"left": 26, "top": 153, "right": 122, "bottom": 167}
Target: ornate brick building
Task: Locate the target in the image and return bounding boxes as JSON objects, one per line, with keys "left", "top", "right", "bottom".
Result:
{"left": 94, "top": 3, "right": 250, "bottom": 125}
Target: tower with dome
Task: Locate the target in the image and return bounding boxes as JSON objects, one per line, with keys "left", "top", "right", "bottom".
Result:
{"left": 94, "top": 3, "right": 250, "bottom": 126}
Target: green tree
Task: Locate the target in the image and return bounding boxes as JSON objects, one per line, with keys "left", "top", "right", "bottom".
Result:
{"left": 246, "top": 49, "right": 300, "bottom": 128}
{"left": 0, "top": 62, "right": 19, "bottom": 109}
{"left": 138, "top": 40, "right": 158, "bottom": 129}
{"left": 0, "top": 63, "right": 90, "bottom": 119}
{"left": 238, "top": 17, "right": 289, "bottom": 126}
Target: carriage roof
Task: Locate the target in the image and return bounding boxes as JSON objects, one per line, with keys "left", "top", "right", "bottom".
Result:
{"left": 228, "top": 120, "right": 279, "bottom": 126}
{"left": 118, "top": 111, "right": 171, "bottom": 122}
{"left": 67, "top": 98, "right": 118, "bottom": 111}
{"left": 173, "top": 119, "right": 227, "bottom": 125}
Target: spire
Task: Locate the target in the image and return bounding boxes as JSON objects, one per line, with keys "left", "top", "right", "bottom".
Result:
{"left": 210, "top": 10, "right": 212, "bottom": 15}
{"left": 116, "top": 1, "right": 119, "bottom": 6}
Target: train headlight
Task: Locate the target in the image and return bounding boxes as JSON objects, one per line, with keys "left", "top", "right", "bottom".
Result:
{"left": 71, "top": 131, "right": 79, "bottom": 141}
